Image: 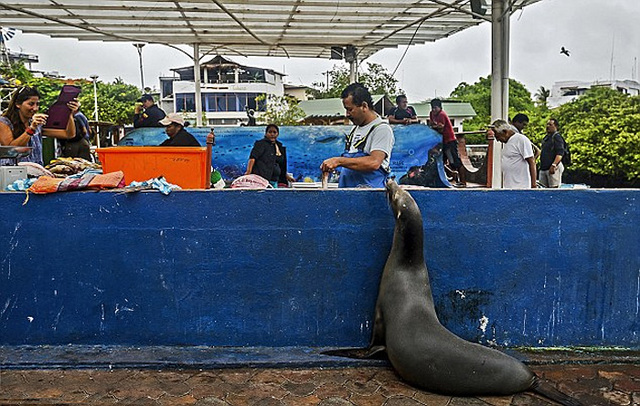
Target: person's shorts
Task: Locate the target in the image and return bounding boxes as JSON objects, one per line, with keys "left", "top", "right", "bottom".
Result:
{"left": 443, "top": 140, "right": 462, "bottom": 170}
{"left": 539, "top": 163, "right": 564, "bottom": 188}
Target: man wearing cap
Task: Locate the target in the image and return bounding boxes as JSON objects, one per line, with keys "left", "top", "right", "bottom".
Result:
{"left": 133, "top": 94, "right": 166, "bottom": 128}
{"left": 159, "top": 113, "right": 200, "bottom": 146}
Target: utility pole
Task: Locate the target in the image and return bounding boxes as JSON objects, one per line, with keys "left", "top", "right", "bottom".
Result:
{"left": 133, "top": 43, "right": 146, "bottom": 90}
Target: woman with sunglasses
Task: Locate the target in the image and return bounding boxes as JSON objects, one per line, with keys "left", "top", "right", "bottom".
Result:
{"left": 0, "top": 86, "right": 79, "bottom": 166}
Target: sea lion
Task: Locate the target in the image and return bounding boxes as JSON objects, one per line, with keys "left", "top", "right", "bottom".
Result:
{"left": 325, "top": 180, "right": 582, "bottom": 405}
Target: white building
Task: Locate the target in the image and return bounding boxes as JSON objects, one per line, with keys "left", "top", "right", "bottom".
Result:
{"left": 548, "top": 79, "right": 640, "bottom": 108}
{"left": 159, "top": 55, "right": 286, "bottom": 126}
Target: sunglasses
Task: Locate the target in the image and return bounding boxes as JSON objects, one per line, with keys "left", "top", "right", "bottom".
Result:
{"left": 16, "top": 86, "right": 33, "bottom": 95}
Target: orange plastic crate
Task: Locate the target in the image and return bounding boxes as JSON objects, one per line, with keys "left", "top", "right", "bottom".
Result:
{"left": 97, "top": 146, "right": 209, "bottom": 189}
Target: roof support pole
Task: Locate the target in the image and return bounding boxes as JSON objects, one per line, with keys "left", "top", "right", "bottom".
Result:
{"left": 193, "top": 43, "right": 203, "bottom": 127}
{"left": 490, "top": 0, "right": 510, "bottom": 188}
{"left": 349, "top": 60, "right": 358, "bottom": 83}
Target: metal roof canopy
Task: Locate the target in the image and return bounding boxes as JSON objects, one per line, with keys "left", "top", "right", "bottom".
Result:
{"left": 0, "top": 0, "right": 542, "bottom": 187}
{"left": 1, "top": 0, "right": 538, "bottom": 59}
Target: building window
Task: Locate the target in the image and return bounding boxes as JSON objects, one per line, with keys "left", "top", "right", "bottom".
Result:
{"left": 177, "top": 93, "right": 266, "bottom": 112}
{"left": 176, "top": 93, "right": 195, "bottom": 112}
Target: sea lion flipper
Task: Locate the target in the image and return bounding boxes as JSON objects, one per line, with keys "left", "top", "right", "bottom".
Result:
{"left": 321, "top": 347, "right": 370, "bottom": 359}
{"left": 531, "top": 377, "right": 584, "bottom": 406}
{"left": 321, "top": 345, "right": 387, "bottom": 360}
{"left": 364, "top": 345, "right": 387, "bottom": 358}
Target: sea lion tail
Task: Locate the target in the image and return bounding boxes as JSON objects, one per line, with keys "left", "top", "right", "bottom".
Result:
{"left": 531, "top": 376, "right": 584, "bottom": 406}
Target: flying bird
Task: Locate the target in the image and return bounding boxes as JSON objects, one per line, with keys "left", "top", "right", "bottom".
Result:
{"left": 560, "top": 47, "right": 571, "bottom": 57}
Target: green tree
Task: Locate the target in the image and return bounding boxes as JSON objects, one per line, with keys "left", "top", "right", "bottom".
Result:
{"left": 309, "top": 62, "right": 400, "bottom": 99}
{"left": 0, "top": 60, "right": 33, "bottom": 85}
{"left": 553, "top": 87, "right": 640, "bottom": 181}
{"left": 534, "top": 86, "right": 551, "bottom": 107}
{"left": 256, "top": 94, "right": 306, "bottom": 126}
{"left": 449, "top": 75, "right": 535, "bottom": 131}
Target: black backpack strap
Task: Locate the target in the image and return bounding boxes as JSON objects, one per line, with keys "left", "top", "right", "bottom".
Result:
{"left": 352, "top": 122, "right": 382, "bottom": 150}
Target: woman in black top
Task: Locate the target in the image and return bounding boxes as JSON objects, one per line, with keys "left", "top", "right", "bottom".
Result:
{"left": 245, "top": 124, "right": 295, "bottom": 187}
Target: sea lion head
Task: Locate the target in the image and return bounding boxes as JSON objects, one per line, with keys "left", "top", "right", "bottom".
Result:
{"left": 385, "top": 180, "right": 424, "bottom": 263}
{"left": 386, "top": 180, "right": 422, "bottom": 223}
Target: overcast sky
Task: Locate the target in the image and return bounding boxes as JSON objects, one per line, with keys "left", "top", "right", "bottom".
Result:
{"left": 6, "top": 0, "right": 639, "bottom": 103}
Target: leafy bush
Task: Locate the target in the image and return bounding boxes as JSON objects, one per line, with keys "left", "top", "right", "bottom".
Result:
{"left": 554, "top": 87, "right": 640, "bottom": 181}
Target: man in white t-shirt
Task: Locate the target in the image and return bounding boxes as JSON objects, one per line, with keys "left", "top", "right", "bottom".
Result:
{"left": 491, "top": 119, "right": 537, "bottom": 189}
{"left": 320, "top": 83, "right": 395, "bottom": 188}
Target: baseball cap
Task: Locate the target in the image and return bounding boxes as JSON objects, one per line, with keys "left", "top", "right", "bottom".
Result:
{"left": 138, "top": 94, "right": 154, "bottom": 103}
{"left": 159, "top": 113, "right": 185, "bottom": 126}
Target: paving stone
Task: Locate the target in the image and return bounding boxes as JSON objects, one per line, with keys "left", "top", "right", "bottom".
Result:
{"left": 510, "top": 393, "right": 554, "bottom": 405}
{"left": 572, "top": 391, "right": 611, "bottom": 406}
{"left": 343, "top": 378, "right": 381, "bottom": 396}
{"left": 249, "top": 369, "right": 287, "bottom": 386}
{"left": 601, "top": 389, "right": 631, "bottom": 405}
{"left": 191, "top": 383, "right": 228, "bottom": 400}
{"left": 599, "top": 370, "right": 629, "bottom": 380}
{"left": 157, "top": 394, "right": 198, "bottom": 405}
{"left": 282, "top": 394, "right": 324, "bottom": 406}
{"left": 383, "top": 395, "right": 427, "bottom": 405}
{"left": 315, "top": 383, "right": 352, "bottom": 400}
{"left": 251, "top": 396, "right": 286, "bottom": 406}
{"left": 317, "top": 397, "right": 354, "bottom": 406}
{"left": 188, "top": 371, "right": 227, "bottom": 386}
{"left": 220, "top": 369, "right": 256, "bottom": 384}
{"left": 119, "top": 396, "right": 160, "bottom": 405}
{"left": 348, "top": 392, "right": 388, "bottom": 406}
{"left": 280, "top": 381, "right": 318, "bottom": 397}
{"left": 622, "top": 367, "right": 640, "bottom": 379}
{"left": 209, "top": 382, "right": 256, "bottom": 398}
{"left": 224, "top": 384, "right": 288, "bottom": 406}
{"left": 280, "top": 369, "right": 319, "bottom": 384}
{"left": 559, "top": 378, "right": 609, "bottom": 395}
{"left": 375, "top": 378, "right": 416, "bottom": 398}
{"left": 411, "top": 391, "right": 451, "bottom": 405}
{"left": 476, "top": 395, "right": 514, "bottom": 406}
{"left": 303, "top": 369, "right": 353, "bottom": 386}
{"left": 194, "top": 397, "right": 230, "bottom": 406}
{"left": 614, "top": 378, "right": 640, "bottom": 393}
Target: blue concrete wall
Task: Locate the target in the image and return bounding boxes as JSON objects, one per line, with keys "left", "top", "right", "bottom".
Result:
{"left": 0, "top": 189, "right": 638, "bottom": 348}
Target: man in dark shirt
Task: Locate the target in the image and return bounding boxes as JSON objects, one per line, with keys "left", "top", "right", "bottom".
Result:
{"left": 158, "top": 113, "right": 200, "bottom": 146}
{"left": 133, "top": 94, "right": 166, "bottom": 128}
{"left": 387, "top": 95, "right": 418, "bottom": 124}
{"left": 539, "top": 118, "right": 565, "bottom": 188}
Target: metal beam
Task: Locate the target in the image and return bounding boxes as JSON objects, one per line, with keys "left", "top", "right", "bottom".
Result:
{"left": 490, "top": 0, "right": 510, "bottom": 189}
{"left": 193, "top": 43, "right": 203, "bottom": 127}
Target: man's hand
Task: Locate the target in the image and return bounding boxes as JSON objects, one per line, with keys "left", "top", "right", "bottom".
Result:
{"left": 549, "top": 164, "right": 557, "bottom": 175}
{"left": 321, "top": 157, "right": 342, "bottom": 173}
